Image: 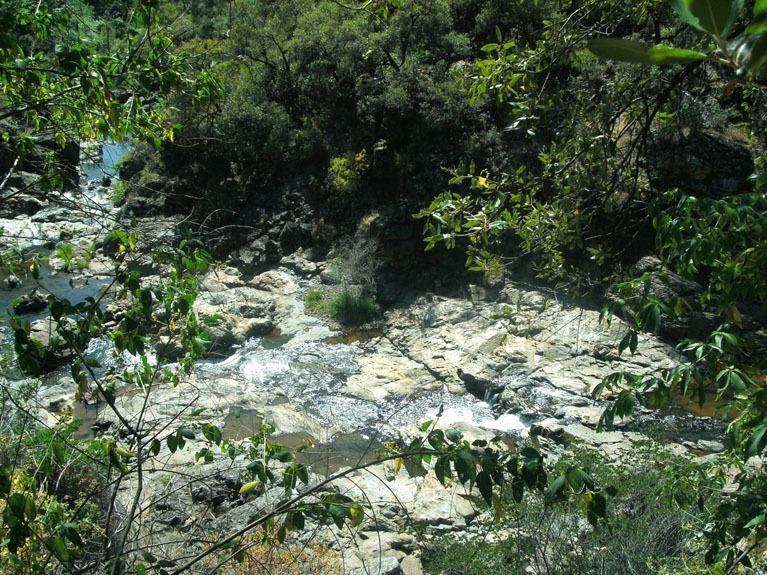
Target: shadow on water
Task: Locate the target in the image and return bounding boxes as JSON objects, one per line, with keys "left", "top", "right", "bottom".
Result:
{"left": 0, "top": 266, "right": 112, "bottom": 323}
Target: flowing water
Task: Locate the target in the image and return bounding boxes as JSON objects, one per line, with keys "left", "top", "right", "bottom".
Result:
{"left": 206, "top": 337, "right": 527, "bottom": 473}
{"left": 1, "top": 142, "right": 127, "bottom": 339}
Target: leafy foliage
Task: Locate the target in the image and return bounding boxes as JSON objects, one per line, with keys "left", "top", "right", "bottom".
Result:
{"left": 586, "top": 3, "right": 767, "bottom": 570}
{"left": 0, "top": 0, "right": 218, "bottom": 172}
{"left": 423, "top": 446, "right": 721, "bottom": 575}
{"left": 416, "top": 0, "right": 767, "bottom": 570}
{"left": 6, "top": 0, "right": 767, "bottom": 572}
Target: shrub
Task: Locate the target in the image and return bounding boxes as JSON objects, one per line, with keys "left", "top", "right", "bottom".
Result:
{"left": 304, "top": 289, "right": 329, "bottom": 315}
{"left": 110, "top": 179, "right": 127, "bottom": 205}
{"left": 223, "top": 526, "right": 341, "bottom": 575}
{"left": 326, "top": 151, "right": 368, "bottom": 197}
{"left": 422, "top": 446, "right": 715, "bottom": 575}
{"left": 325, "top": 236, "right": 380, "bottom": 296}
{"left": 304, "top": 288, "right": 379, "bottom": 325}
{"left": 0, "top": 415, "right": 105, "bottom": 575}
{"left": 329, "top": 289, "right": 378, "bottom": 325}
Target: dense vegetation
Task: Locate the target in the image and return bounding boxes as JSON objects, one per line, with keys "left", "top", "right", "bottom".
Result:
{"left": 2, "top": 0, "right": 767, "bottom": 573}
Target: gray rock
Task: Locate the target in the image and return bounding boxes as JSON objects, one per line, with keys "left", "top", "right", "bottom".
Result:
{"left": 400, "top": 556, "right": 424, "bottom": 575}
{"left": 647, "top": 129, "right": 754, "bottom": 197}
{"left": 27, "top": 317, "right": 76, "bottom": 371}
{"left": 457, "top": 368, "right": 504, "bottom": 400}
{"left": 233, "top": 318, "right": 274, "bottom": 342}
{"left": 348, "top": 556, "right": 401, "bottom": 575}
{"left": 234, "top": 238, "right": 282, "bottom": 274}
{"left": 279, "top": 220, "right": 311, "bottom": 255}
{"left": 0, "top": 193, "right": 46, "bottom": 217}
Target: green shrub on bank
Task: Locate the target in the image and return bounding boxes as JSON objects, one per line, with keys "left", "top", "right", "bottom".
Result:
{"left": 329, "top": 289, "right": 378, "bottom": 325}
{"left": 304, "top": 288, "right": 378, "bottom": 325}
{"left": 326, "top": 151, "right": 368, "bottom": 197}
{"left": 304, "top": 289, "right": 329, "bottom": 315}
{"left": 423, "top": 446, "right": 720, "bottom": 575}
{"left": 0, "top": 413, "right": 106, "bottom": 575}
{"left": 110, "top": 179, "right": 127, "bottom": 205}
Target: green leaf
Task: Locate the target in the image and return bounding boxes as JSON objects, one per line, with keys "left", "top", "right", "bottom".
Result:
{"left": 587, "top": 492, "right": 608, "bottom": 526}
{"left": 445, "top": 428, "right": 463, "bottom": 443}
{"left": 295, "top": 464, "right": 309, "bottom": 485}
{"left": 202, "top": 423, "right": 222, "bottom": 445}
{"left": 476, "top": 470, "right": 493, "bottom": 505}
{"left": 588, "top": 38, "right": 707, "bottom": 64}
{"left": 545, "top": 475, "right": 566, "bottom": 503}
{"left": 566, "top": 467, "right": 586, "bottom": 492}
{"left": 629, "top": 330, "right": 639, "bottom": 354}
{"left": 435, "top": 456, "right": 452, "bottom": 486}
{"left": 272, "top": 448, "right": 294, "bottom": 463}
{"left": 511, "top": 476, "right": 524, "bottom": 503}
{"left": 240, "top": 481, "right": 259, "bottom": 496}
{"left": 292, "top": 510, "right": 305, "bottom": 531}
{"left": 757, "top": 0, "right": 767, "bottom": 18}
{"left": 349, "top": 502, "right": 364, "bottom": 527}
{"left": 748, "top": 425, "right": 767, "bottom": 456}
{"left": 746, "top": 31, "right": 767, "bottom": 71}
{"left": 0, "top": 468, "right": 10, "bottom": 497}
{"left": 674, "top": 0, "right": 743, "bottom": 37}
{"left": 53, "top": 441, "right": 66, "bottom": 464}
{"left": 50, "top": 535, "right": 70, "bottom": 561}
{"left": 63, "top": 523, "right": 83, "bottom": 548}
{"left": 455, "top": 449, "right": 477, "bottom": 485}
{"left": 674, "top": 0, "right": 708, "bottom": 31}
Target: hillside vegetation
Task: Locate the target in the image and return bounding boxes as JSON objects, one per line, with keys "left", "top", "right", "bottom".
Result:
{"left": 1, "top": 1, "right": 767, "bottom": 574}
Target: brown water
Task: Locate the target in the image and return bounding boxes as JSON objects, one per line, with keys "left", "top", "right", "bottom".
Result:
{"left": 262, "top": 328, "right": 294, "bottom": 348}
{"left": 221, "top": 406, "right": 382, "bottom": 475}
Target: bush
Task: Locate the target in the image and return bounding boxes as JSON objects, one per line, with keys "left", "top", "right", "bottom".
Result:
{"left": 329, "top": 289, "right": 378, "bottom": 325}
{"left": 226, "top": 526, "right": 341, "bottom": 575}
{"left": 423, "top": 446, "right": 715, "bottom": 575}
{"left": 110, "top": 179, "right": 127, "bottom": 205}
{"left": 326, "top": 151, "right": 368, "bottom": 196}
{"left": 304, "top": 288, "right": 379, "bottom": 325}
{"left": 325, "top": 236, "right": 380, "bottom": 296}
{"left": 0, "top": 412, "right": 105, "bottom": 575}
{"left": 304, "top": 289, "right": 328, "bottom": 315}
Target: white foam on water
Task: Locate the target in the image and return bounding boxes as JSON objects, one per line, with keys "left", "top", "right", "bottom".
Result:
{"left": 428, "top": 404, "right": 527, "bottom": 433}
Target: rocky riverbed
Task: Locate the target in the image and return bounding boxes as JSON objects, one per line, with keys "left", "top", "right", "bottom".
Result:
{"left": 1, "top": 146, "right": 726, "bottom": 574}
{"left": 12, "top": 253, "right": 724, "bottom": 574}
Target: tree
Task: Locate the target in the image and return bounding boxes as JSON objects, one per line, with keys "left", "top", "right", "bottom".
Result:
{"left": 2, "top": 0, "right": 226, "bottom": 194}
{"left": 1, "top": 3, "right": 610, "bottom": 573}
{"left": 419, "top": 0, "right": 767, "bottom": 569}
{"left": 590, "top": 1, "right": 767, "bottom": 569}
